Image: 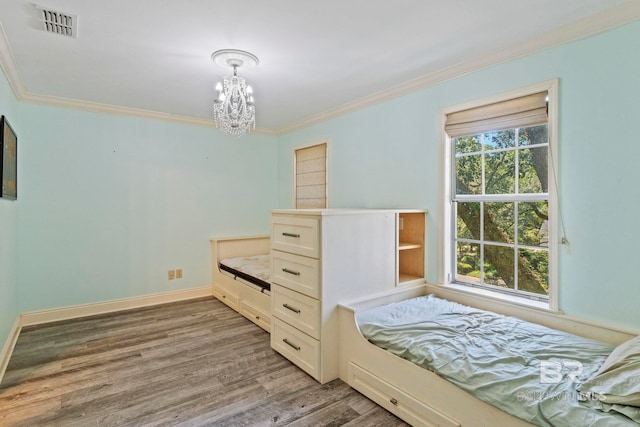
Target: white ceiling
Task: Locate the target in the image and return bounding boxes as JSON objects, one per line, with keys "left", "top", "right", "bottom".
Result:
{"left": 0, "top": 0, "right": 638, "bottom": 134}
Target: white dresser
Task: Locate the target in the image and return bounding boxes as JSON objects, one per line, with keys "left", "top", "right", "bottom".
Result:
{"left": 270, "top": 209, "right": 404, "bottom": 383}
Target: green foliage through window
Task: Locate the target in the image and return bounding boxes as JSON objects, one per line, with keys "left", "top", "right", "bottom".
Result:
{"left": 453, "top": 125, "right": 549, "bottom": 297}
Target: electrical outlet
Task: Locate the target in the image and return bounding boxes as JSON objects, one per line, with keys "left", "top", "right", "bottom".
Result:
{"left": 168, "top": 269, "right": 175, "bottom": 280}
{"left": 176, "top": 269, "right": 183, "bottom": 279}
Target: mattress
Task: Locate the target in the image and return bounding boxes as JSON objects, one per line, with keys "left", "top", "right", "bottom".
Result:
{"left": 219, "top": 254, "right": 271, "bottom": 291}
{"left": 356, "top": 294, "right": 637, "bottom": 427}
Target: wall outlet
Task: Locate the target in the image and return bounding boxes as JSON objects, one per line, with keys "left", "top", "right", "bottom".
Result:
{"left": 176, "top": 269, "right": 183, "bottom": 279}
{"left": 168, "top": 269, "right": 175, "bottom": 280}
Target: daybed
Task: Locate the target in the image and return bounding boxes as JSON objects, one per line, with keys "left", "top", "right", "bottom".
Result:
{"left": 219, "top": 254, "right": 271, "bottom": 292}
{"left": 338, "top": 283, "right": 639, "bottom": 427}
{"left": 210, "top": 235, "right": 271, "bottom": 331}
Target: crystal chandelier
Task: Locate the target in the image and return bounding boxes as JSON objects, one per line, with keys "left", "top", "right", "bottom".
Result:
{"left": 211, "top": 49, "right": 259, "bottom": 136}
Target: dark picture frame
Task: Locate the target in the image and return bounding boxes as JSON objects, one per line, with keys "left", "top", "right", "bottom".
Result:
{"left": 1, "top": 115, "right": 17, "bottom": 200}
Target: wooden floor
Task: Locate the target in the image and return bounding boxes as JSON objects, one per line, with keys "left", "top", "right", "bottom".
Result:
{"left": 0, "top": 297, "right": 409, "bottom": 427}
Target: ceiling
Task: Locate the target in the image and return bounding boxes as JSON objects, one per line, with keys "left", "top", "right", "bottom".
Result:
{"left": 0, "top": 0, "right": 638, "bottom": 134}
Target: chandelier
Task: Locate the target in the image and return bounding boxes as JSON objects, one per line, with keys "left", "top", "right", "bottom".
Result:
{"left": 211, "top": 49, "right": 259, "bottom": 136}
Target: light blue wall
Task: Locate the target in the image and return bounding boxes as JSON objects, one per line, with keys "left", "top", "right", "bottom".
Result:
{"left": 0, "top": 66, "right": 20, "bottom": 348}
{"left": 18, "top": 105, "right": 278, "bottom": 312}
{"left": 277, "top": 22, "right": 640, "bottom": 330}
{"left": 5, "top": 20, "right": 640, "bottom": 333}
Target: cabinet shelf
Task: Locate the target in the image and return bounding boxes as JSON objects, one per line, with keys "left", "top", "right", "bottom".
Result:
{"left": 399, "top": 273, "right": 423, "bottom": 284}
{"left": 399, "top": 242, "right": 422, "bottom": 251}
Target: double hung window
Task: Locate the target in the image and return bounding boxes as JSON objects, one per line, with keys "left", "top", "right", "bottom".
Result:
{"left": 445, "top": 89, "right": 555, "bottom": 301}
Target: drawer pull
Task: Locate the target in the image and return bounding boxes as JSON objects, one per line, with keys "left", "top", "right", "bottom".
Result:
{"left": 390, "top": 397, "right": 398, "bottom": 406}
{"left": 283, "top": 338, "right": 301, "bottom": 351}
{"left": 282, "top": 303, "right": 301, "bottom": 314}
{"left": 282, "top": 232, "right": 301, "bottom": 238}
{"left": 282, "top": 268, "right": 301, "bottom": 276}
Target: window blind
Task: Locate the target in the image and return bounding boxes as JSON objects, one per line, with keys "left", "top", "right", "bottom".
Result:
{"left": 295, "top": 143, "right": 327, "bottom": 209}
{"left": 445, "top": 91, "right": 548, "bottom": 137}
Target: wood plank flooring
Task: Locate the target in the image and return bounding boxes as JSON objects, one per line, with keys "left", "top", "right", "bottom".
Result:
{"left": 0, "top": 297, "right": 409, "bottom": 426}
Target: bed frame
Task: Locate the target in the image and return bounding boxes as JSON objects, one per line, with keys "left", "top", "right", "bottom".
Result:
{"left": 338, "top": 283, "right": 638, "bottom": 427}
{"left": 210, "top": 235, "right": 271, "bottom": 332}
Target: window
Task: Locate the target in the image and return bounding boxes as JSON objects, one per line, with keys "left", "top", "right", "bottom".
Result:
{"left": 294, "top": 142, "right": 327, "bottom": 208}
{"left": 444, "top": 84, "right": 557, "bottom": 303}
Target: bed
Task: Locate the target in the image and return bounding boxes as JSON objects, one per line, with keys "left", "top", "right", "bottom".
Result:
{"left": 219, "top": 254, "right": 271, "bottom": 293}
{"left": 210, "top": 235, "right": 272, "bottom": 332}
{"left": 338, "top": 283, "right": 640, "bottom": 427}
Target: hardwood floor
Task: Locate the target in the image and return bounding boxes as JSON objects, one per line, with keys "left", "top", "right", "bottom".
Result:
{"left": 0, "top": 297, "right": 409, "bottom": 427}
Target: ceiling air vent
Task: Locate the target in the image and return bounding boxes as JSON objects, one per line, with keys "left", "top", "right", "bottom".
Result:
{"left": 37, "top": 6, "right": 78, "bottom": 38}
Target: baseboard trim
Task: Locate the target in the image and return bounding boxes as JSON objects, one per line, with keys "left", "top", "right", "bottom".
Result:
{"left": 20, "top": 286, "right": 213, "bottom": 327}
{"left": 0, "top": 317, "right": 21, "bottom": 384}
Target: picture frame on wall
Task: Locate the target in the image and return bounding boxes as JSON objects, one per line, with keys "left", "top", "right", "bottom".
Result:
{"left": 1, "top": 115, "right": 17, "bottom": 200}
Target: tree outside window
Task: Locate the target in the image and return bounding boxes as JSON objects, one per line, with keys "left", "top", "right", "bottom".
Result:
{"left": 453, "top": 125, "right": 549, "bottom": 297}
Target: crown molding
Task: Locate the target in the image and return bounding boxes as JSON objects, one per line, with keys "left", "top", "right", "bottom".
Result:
{"left": 2, "top": 5, "right": 639, "bottom": 137}
{"left": 0, "top": 22, "right": 277, "bottom": 136}
{"left": 18, "top": 91, "right": 278, "bottom": 135}
{"left": 274, "top": 2, "right": 640, "bottom": 135}
{"left": 0, "top": 23, "right": 26, "bottom": 101}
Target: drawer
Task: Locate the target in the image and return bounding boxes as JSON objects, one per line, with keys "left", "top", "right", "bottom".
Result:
{"left": 271, "top": 284, "right": 320, "bottom": 339}
{"left": 240, "top": 299, "right": 271, "bottom": 333}
{"left": 348, "top": 363, "right": 460, "bottom": 427}
{"left": 213, "top": 286, "right": 240, "bottom": 311}
{"left": 271, "top": 318, "right": 320, "bottom": 381}
{"left": 272, "top": 215, "right": 320, "bottom": 258}
{"left": 271, "top": 250, "right": 320, "bottom": 298}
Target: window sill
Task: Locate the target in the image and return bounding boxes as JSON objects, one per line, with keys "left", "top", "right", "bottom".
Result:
{"left": 426, "top": 282, "right": 561, "bottom": 315}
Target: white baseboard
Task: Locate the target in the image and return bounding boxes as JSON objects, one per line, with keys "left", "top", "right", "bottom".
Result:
{"left": 20, "top": 286, "right": 213, "bottom": 327}
{"left": 0, "top": 317, "right": 21, "bottom": 384}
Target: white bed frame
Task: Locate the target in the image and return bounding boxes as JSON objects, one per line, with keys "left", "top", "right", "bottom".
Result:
{"left": 338, "top": 283, "right": 638, "bottom": 427}
{"left": 210, "top": 235, "right": 271, "bottom": 332}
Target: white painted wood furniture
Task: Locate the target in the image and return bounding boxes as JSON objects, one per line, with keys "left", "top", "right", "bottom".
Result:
{"left": 210, "top": 235, "right": 271, "bottom": 332}
{"left": 270, "top": 209, "right": 420, "bottom": 383}
{"left": 338, "top": 283, "right": 638, "bottom": 427}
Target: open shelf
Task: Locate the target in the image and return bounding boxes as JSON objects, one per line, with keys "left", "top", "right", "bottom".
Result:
{"left": 397, "top": 212, "right": 426, "bottom": 285}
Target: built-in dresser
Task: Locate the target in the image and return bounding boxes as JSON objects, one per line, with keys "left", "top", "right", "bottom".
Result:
{"left": 269, "top": 209, "right": 426, "bottom": 383}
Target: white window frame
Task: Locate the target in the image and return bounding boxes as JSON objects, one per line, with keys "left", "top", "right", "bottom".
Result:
{"left": 292, "top": 140, "right": 329, "bottom": 209}
{"left": 440, "top": 80, "right": 559, "bottom": 310}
